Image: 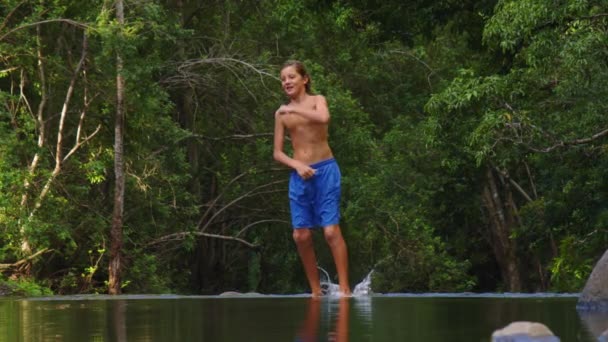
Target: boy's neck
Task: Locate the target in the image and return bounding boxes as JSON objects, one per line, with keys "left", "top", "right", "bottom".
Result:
{"left": 290, "top": 91, "right": 309, "bottom": 103}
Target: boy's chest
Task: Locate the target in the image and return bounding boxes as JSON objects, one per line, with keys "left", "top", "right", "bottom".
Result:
{"left": 281, "top": 113, "right": 312, "bottom": 130}
{"left": 281, "top": 101, "right": 317, "bottom": 130}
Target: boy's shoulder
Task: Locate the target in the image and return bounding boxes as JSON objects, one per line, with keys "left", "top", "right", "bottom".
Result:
{"left": 313, "top": 94, "right": 327, "bottom": 103}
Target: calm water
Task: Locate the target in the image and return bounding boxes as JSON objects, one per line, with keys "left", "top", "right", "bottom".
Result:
{"left": 0, "top": 293, "right": 604, "bottom": 341}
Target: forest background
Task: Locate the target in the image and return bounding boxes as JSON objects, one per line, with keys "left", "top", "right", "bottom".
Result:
{"left": 1, "top": 0, "right": 607, "bottom": 296}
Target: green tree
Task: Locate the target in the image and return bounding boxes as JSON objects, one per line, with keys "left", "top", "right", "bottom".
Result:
{"left": 426, "top": 0, "right": 608, "bottom": 291}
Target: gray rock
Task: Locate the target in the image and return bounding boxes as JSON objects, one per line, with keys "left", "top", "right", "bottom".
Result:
{"left": 219, "top": 291, "right": 242, "bottom": 296}
{"left": 491, "top": 321, "right": 559, "bottom": 342}
{"left": 578, "top": 250, "right": 608, "bottom": 311}
{"left": 600, "top": 328, "right": 608, "bottom": 342}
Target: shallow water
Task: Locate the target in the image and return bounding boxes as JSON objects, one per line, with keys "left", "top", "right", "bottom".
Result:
{"left": 0, "top": 293, "right": 604, "bottom": 341}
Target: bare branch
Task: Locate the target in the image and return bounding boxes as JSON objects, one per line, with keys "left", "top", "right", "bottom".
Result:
{"left": 177, "top": 57, "right": 278, "bottom": 80}
{"left": 163, "top": 57, "right": 278, "bottom": 98}
{"left": 18, "top": 69, "right": 34, "bottom": 118}
{"left": 503, "top": 103, "right": 608, "bottom": 153}
{"left": 63, "top": 124, "right": 102, "bottom": 162}
{"left": 20, "top": 24, "right": 50, "bottom": 252}
{"left": 235, "top": 219, "right": 290, "bottom": 237}
{"left": 0, "top": 1, "right": 26, "bottom": 33}
{"left": 390, "top": 49, "right": 439, "bottom": 91}
{"left": 578, "top": 13, "right": 608, "bottom": 20}
{"left": 28, "top": 32, "right": 88, "bottom": 219}
{"left": 146, "top": 231, "right": 258, "bottom": 249}
{"left": 0, "top": 66, "right": 19, "bottom": 74}
{"left": 199, "top": 180, "right": 287, "bottom": 232}
{"left": 21, "top": 25, "right": 49, "bottom": 208}
{"left": 529, "top": 128, "right": 608, "bottom": 153}
{"left": 197, "top": 171, "right": 249, "bottom": 227}
{"left": 494, "top": 167, "right": 533, "bottom": 203}
{"left": 189, "top": 132, "right": 274, "bottom": 141}
{"left": 55, "top": 34, "right": 88, "bottom": 163}
{"left": 62, "top": 91, "right": 102, "bottom": 162}
{"left": 523, "top": 161, "right": 538, "bottom": 199}
{"left": 0, "top": 19, "right": 90, "bottom": 42}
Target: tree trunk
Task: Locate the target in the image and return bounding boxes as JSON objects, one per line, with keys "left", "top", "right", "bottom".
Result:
{"left": 481, "top": 166, "right": 522, "bottom": 292}
{"left": 109, "top": 0, "right": 125, "bottom": 295}
{"left": 19, "top": 24, "right": 48, "bottom": 257}
{"left": 174, "top": 0, "right": 201, "bottom": 200}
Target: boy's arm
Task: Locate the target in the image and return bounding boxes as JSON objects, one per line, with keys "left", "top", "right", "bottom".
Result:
{"left": 278, "top": 95, "right": 330, "bottom": 123}
{"left": 273, "top": 113, "right": 316, "bottom": 179}
{"left": 273, "top": 113, "right": 295, "bottom": 168}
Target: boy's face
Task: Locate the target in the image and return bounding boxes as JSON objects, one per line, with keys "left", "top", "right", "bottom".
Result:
{"left": 280, "top": 66, "right": 308, "bottom": 97}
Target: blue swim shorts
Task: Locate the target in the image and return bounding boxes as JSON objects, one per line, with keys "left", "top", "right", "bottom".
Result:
{"left": 289, "top": 158, "right": 341, "bottom": 229}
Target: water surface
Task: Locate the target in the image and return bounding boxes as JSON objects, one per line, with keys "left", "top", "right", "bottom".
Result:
{"left": 0, "top": 293, "right": 603, "bottom": 341}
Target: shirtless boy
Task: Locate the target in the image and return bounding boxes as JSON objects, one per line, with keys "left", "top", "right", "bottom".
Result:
{"left": 273, "top": 60, "right": 351, "bottom": 296}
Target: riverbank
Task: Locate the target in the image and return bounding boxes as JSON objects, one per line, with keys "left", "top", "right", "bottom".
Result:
{"left": 0, "top": 279, "right": 53, "bottom": 297}
{"left": 0, "top": 282, "right": 12, "bottom": 296}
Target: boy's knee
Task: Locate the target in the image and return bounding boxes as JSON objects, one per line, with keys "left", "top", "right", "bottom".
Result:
{"left": 323, "top": 225, "right": 342, "bottom": 244}
{"left": 293, "top": 229, "right": 312, "bottom": 244}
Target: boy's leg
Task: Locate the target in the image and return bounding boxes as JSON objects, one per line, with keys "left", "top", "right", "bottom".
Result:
{"left": 323, "top": 224, "right": 350, "bottom": 295}
{"left": 293, "top": 228, "right": 322, "bottom": 296}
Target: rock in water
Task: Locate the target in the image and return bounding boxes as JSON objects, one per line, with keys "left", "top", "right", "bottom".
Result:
{"left": 491, "top": 321, "right": 559, "bottom": 342}
{"left": 578, "top": 250, "right": 608, "bottom": 311}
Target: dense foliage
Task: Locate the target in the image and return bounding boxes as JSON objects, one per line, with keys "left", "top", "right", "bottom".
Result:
{"left": 0, "top": 0, "right": 606, "bottom": 295}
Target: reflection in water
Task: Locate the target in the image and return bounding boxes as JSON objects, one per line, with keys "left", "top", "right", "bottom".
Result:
{"left": 1, "top": 294, "right": 593, "bottom": 341}
{"left": 329, "top": 297, "right": 350, "bottom": 342}
{"left": 109, "top": 300, "right": 127, "bottom": 342}
{"left": 578, "top": 310, "right": 608, "bottom": 340}
{"left": 296, "top": 297, "right": 351, "bottom": 342}
{"left": 296, "top": 298, "right": 321, "bottom": 341}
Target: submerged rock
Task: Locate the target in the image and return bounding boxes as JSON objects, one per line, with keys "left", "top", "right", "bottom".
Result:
{"left": 219, "top": 291, "right": 262, "bottom": 297}
{"left": 491, "top": 321, "right": 559, "bottom": 342}
{"left": 578, "top": 250, "right": 608, "bottom": 311}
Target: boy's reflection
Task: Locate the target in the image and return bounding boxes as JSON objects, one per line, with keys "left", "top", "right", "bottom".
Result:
{"left": 296, "top": 297, "right": 350, "bottom": 342}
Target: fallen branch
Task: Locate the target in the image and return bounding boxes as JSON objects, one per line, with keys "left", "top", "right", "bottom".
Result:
{"left": 0, "top": 248, "right": 52, "bottom": 271}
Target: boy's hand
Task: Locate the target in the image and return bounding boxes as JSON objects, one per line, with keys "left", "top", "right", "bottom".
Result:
{"left": 295, "top": 161, "right": 316, "bottom": 180}
{"left": 276, "top": 105, "right": 291, "bottom": 115}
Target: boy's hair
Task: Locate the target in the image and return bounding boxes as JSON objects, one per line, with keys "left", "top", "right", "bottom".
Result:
{"left": 282, "top": 60, "right": 312, "bottom": 94}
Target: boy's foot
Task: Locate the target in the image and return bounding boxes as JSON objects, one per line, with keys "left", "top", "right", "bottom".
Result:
{"left": 338, "top": 288, "right": 352, "bottom": 297}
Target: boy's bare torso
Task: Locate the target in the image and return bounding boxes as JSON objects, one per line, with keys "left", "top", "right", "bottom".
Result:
{"left": 279, "top": 95, "right": 333, "bottom": 164}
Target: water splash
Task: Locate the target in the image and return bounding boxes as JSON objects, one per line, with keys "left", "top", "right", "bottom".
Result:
{"left": 318, "top": 267, "right": 373, "bottom": 297}
{"left": 319, "top": 267, "right": 340, "bottom": 296}
{"left": 353, "top": 270, "right": 374, "bottom": 297}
